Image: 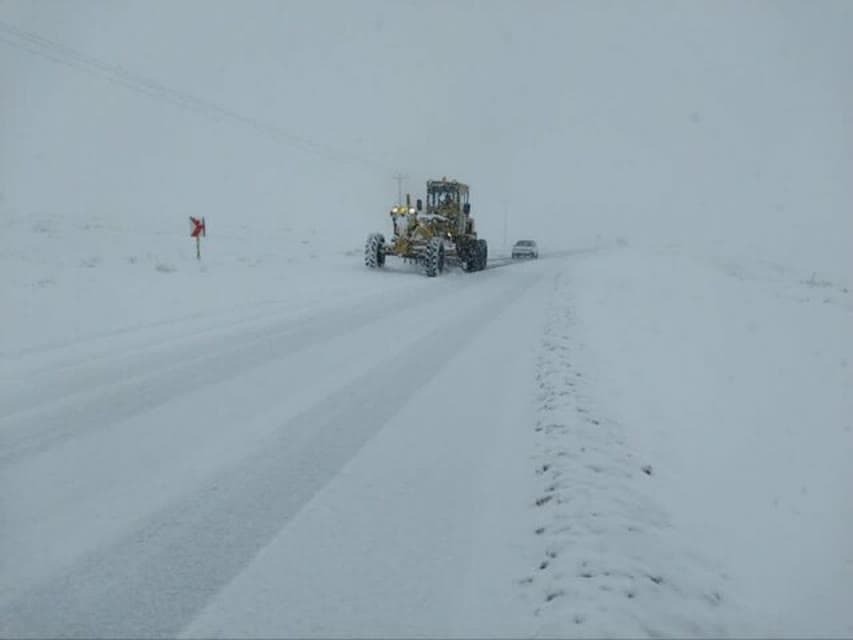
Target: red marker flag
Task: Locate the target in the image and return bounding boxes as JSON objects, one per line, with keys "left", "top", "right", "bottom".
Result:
{"left": 190, "top": 216, "right": 206, "bottom": 238}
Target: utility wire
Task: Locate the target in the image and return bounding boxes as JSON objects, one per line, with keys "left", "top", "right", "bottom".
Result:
{"left": 0, "top": 19, "right": 396, "bottom": 175}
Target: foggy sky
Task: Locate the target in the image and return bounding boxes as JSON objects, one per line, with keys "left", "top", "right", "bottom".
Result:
{"left": 1, "top": 0, "right": 850, "bottom": 271}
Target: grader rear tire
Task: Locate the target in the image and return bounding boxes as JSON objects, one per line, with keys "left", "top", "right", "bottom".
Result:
{"left": 477, "top": 239, "right": 488, "bottom": 271}
{"left": 462, "top": 240, "right": 478, "bottom": 272}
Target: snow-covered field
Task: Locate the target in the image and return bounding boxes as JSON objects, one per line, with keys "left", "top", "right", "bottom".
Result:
{"left": 1, "top": 212, "right": 851, "bottom": 638}
{"left": 528, "top": 248, "right": 853, "bottom": 638}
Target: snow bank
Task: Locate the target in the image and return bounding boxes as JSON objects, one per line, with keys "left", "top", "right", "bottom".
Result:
{"left": 534, "top": 247, "right": 853, "bottom": 637}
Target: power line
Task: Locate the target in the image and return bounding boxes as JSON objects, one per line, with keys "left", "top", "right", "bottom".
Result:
{"left": 0, "top": 19, "right": 397, "bottom": 175}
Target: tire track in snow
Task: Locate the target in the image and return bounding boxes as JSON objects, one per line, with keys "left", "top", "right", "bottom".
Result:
{"left": 0, "top": 294, "right": 315, "bottom": 365}
{"left": 0, "top": 275, "right": 456, "bottom": 417}
{"left": 0, "top": 273, "right": 540, "bottom": 639}
{"left": 0, "top": 273, "right": 488, "bottom": 464}
{"left": 517, "top": 272, "right": 739, "bottom": 638}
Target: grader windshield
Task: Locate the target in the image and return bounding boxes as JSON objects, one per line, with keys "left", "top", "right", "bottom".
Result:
{"left": 426, "top": 180, "right": 469, "bottom": 212}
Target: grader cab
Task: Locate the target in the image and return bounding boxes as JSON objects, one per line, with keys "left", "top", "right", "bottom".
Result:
{"left": 364, "top": 178, "right": 488, "bottom": 277}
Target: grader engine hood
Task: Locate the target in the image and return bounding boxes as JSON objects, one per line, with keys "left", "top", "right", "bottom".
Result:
{"left": 390, "top": 206, "right": 415, "bottom": 238}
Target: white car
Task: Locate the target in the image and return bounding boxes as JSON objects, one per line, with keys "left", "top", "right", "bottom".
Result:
{"left": 511, "top": 240, "right": 539, "bottom": 259}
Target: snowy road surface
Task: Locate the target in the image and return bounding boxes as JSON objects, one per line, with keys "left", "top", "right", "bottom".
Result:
{"left": 2, "top": 235, "right": 852, "bottom": 638}
{"left": 2, "top": 259, "right": 548, "bottom": 637}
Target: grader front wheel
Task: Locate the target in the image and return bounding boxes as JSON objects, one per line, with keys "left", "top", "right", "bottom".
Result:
{"left": 364, "top": 233, "right": 385, "bottom": 269}
{"left": 424, "top": 237, "right": 445, "bottom": 277}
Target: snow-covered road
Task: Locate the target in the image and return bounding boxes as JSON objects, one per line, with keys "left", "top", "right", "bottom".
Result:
{"left": 2, "top": 233, "right": 851, "bottom": 638}
{"left": 1, "top": 258, "right": 549, "bottom": 638}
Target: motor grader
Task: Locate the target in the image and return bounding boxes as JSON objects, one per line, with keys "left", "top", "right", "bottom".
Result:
{"left": 364, "top": 178, "right": 488, "bottom": 277}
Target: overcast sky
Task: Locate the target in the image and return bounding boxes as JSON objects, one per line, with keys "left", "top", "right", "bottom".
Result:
{"left": 1, "top": 0, "right": 850, "bottom": 270}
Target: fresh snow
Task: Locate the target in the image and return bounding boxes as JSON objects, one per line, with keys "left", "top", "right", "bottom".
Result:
{"left": 2, "top": 2, "right": 852, "bottom": 636}
{"left": 1, "top": 215, "right": 851, "bottom": 638}
{"left": 526, "top": 248, "right": 853, "bottom": 638}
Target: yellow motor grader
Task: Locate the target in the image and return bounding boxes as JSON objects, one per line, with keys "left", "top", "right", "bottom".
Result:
{"left": 364, "top": 178, "right": 488, "bottom": 277}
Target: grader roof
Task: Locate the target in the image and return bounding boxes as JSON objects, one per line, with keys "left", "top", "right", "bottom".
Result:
{"left": 427, "top": 178, "right": 469, "bottom": 193}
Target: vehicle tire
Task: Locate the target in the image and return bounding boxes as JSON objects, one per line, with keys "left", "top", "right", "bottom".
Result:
{"left": 476, "top": 239, "right": 488, "bottom": 271}
{"left": 424, "top": 237, "right": 445, "bottom": 277}
{"left": 364, "top": 233, "right": 385, "bottom": 269}
{"left": 462, "top": 240, "right": 478, "bottom": 272}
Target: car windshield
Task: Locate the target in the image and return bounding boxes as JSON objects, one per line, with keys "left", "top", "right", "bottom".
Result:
{"left": 516, "top": 241, "right": 534, "bottom": 246}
